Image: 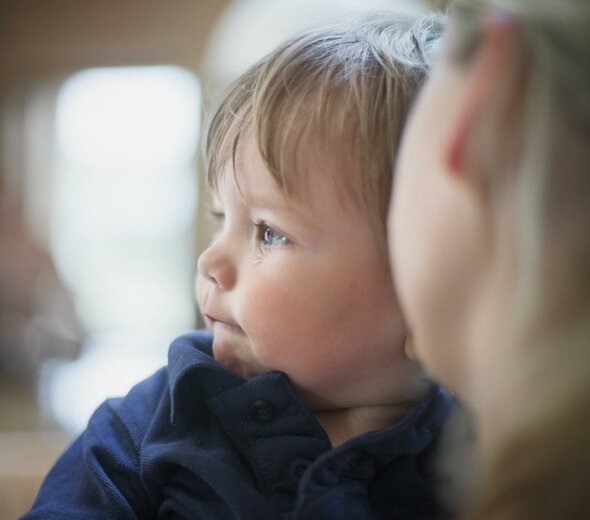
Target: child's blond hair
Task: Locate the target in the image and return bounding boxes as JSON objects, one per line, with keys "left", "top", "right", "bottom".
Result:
{"left": 447, "top": 1, "right": 590, "bottom": 518}
{"left": 204, "top": 13, "right": 445, "bottom": 238}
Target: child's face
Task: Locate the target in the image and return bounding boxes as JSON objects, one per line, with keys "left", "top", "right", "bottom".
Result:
{"left": 197, "top": 135, "right": 418, "bottom": 410}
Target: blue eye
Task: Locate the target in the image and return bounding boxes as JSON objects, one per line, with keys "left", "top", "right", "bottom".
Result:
{"left": 256, "top": 223, "right": 290, "bottom": 247}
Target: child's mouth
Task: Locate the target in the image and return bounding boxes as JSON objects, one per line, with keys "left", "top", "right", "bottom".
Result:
{"left": 204, "top": 313, "right": 243, "bottom": 333}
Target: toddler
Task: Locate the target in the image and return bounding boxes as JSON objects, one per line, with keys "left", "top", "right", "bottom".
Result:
{"left": 25, "top": 12, "right": 450, "bottom": 519}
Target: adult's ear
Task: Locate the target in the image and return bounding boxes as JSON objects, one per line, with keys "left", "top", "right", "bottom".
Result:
{"left": 445, "top": 14, "right": 519, "bottom": 179}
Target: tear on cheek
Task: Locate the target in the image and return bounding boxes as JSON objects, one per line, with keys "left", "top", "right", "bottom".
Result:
{"left": 403, "top": 334, "right": 418, "bottom": 360}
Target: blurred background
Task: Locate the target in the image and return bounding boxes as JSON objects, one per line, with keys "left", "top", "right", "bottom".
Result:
{"left": 0, "top": 0, "right": 431, "bottom": 515}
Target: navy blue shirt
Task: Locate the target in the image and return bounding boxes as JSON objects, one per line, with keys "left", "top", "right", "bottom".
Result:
{"left": 23, "top": 330, "right": 453, "bottom": 519}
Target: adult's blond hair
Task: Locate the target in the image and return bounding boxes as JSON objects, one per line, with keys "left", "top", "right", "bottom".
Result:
{"left": 446, "top": 1, "right": 590, "bottom": 518}
{"left": 204, "top": 13, "right": 445, "bottom": 237}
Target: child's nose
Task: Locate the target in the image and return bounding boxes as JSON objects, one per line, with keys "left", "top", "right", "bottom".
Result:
{"left": 197, "top": 238, "right": 236, "bottom": 290}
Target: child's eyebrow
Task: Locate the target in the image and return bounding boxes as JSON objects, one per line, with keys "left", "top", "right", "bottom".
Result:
{"left": 244, "top": 194, "right": 286, "bottom": 212}
{"left": 238, "top": 183, "right": 288, "bottom": 211}
{"left": 207, "top": 209, "right": 225, "bottom": 221}
{"left": 243, "top": 190, "right": 318, "bottom": 228}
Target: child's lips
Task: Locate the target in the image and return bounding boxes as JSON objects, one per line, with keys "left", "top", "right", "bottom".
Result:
{"left": 204, "top": 313, "right": 243, "bottom": 333}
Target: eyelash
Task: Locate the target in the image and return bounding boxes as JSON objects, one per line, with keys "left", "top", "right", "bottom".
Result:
{"left": 254, "top": 222, "right": 291, "bottom": 248}
{"left": 208, "top": 210, "right": 290, "bottom": 249}
{"left": 208, "top": 210, "right": 225, "bottom": 223}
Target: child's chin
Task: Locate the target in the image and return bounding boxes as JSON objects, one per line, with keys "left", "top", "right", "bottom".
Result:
{"left": 212, "top": 339, "right": 267, "bottom": 379}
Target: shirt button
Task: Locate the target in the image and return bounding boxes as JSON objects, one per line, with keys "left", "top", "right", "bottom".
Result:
{"left": 249, "top": 400, "right": 276, "bottom": 423}
{"left": 341, "top": 451, "right": 374, "bottom": 479}
{"left": 289, "top": 458, "right": 311, "bottom": 484}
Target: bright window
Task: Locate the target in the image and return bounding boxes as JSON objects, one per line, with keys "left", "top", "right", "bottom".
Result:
{"left": 43, "top": 66, "right": 200, "bottom": 432}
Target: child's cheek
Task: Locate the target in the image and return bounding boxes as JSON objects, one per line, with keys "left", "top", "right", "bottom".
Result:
{"left": 239, "top": 278, "right": 315, "bottom": 369}
{"left": 239, "top": 295, "right": 292, "bottom": 368}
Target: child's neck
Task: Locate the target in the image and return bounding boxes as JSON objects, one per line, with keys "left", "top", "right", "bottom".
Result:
{"left": 314, "top": 400, "right": 421, "bottom": 447}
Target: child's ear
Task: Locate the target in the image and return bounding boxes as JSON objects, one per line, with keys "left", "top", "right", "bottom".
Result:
{"left": 445, "top": 13, "right": 518, "bottom": 179}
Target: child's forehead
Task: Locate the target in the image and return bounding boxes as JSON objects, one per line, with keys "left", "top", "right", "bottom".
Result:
{"left": 211, "top": 134, "right": 391, "bottom": 246}
{"left": 211, "top": 152, "right": 379, "bottom": 239}
{"left": 215, "top": 128, "right": 362, "bottom": 204}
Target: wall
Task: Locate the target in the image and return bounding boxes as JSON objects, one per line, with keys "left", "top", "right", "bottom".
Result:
{"left": 0, "top": 2, "right": 229, "bottom": 514}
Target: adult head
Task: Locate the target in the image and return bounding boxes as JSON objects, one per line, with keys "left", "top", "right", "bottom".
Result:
{"left": 389, "top": 0, "right": 590, "bottom": 517}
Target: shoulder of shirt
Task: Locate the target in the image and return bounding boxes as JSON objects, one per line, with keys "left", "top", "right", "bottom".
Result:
{"left": 89, "top": 330, "right": 219, "bottom": 450}
{"left": 101, "top": 366, "right": 171, "bottom": 451}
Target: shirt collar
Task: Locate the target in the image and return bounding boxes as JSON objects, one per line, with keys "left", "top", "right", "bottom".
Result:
{"left": 301, "top": 384, "right": 454, "bottom": 483}
{"left": 168, "top": 330, "right": 244, "bottom": 422}
{"left": 167, "top": 330, "right": 454, "bottom": 444}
